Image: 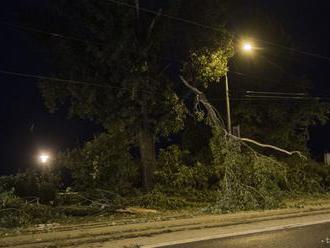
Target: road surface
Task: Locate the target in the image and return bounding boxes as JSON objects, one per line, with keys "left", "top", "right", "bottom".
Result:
{"left": 162, "top": 222, "right": 330, "bottom": 248}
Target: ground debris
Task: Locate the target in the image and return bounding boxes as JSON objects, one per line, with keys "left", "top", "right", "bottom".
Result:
{"left": 35, "top": 223, "right": 60, "bottom": 231}
{"left": 116, "top": 207, "right": 158, "bottom": 214}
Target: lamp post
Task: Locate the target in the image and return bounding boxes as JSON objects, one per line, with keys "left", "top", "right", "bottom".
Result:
{"left": 225, "top": 41, "right": 254, "bottom": 134}
{"left": 225, "top": 73, "right": 232, "bottom": 134}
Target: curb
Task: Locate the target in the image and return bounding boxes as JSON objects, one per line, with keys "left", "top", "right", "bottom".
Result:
{"left": 141, "top": 219, "right": 330, "bottom": 248}
{"left": 2, "top": 207, "right": 330, "bottom": 247}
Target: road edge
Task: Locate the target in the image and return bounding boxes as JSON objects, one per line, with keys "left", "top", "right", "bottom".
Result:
{"left": 141, "top": 219, "right": 330, "bottom": 248}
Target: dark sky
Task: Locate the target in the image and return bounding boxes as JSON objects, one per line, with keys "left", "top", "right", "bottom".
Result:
{"left": 1, "top": 0, "right": 330, "bottom": 175}
{"left": 0, "top": 1, "right": 101, "bottom": 174}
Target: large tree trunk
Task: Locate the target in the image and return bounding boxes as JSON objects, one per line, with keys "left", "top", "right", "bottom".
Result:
{"left": 139, "top": 128, "right": 156, "bottom": 190}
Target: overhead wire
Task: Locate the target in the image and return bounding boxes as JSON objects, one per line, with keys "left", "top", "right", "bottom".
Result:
{"left": 0, "top": 21, "right": 103, "bottom": 46}
{"left": 0, "top": 20, "right": 179, "bottom": 63}
{"left": 2, "top": 0, "right": 330, "bottom": 65}
{"left": 1, "top": 20, "right": 306, "bottom": 94}
{"left": 0, "top": 20, "right": 326, "bottom": 89}
{"left": 231, "top": 71, "right": 293, "bottom": 84}
{"left": 2, "top": 68, "right": 330, "bottom": 104}
{"left": 246, "top": 91, "right": 308, "bottom": 96}
{"left": 253, "top": 37, "right": 330, "bottom": 62}
{"left": 104, "top": 0, "right": 330, "bottom": 62}
{"left": 105, "top": 0, "right": 222, "bottom": 33}
{"left": 210, "top": 96, "right": 330, "bottom": 102}
{"left": 244, "top": 95, "right": 315, "bottom": 100}
{"left": 1, "top": 2, "right": 329, "bottom": 103}
{"left": 0, "top": 69, "right": 162, "bottom": 97}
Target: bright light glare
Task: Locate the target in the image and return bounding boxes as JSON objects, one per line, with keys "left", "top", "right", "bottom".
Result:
{"left": 242, "top": 43, "right": 253, "bottom": 52}
{"left": 39, "top": 154, "right": 50, "bottom": 164}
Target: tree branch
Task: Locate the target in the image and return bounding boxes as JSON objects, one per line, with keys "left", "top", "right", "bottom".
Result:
{"left": 230, "top": 135, "right": 307, "bottom": 159}
{"left": 179, "top": 75, "right": 307, "bottom": 160}
{"left": 180, "top": 76, "right": 224, "bottom": 128}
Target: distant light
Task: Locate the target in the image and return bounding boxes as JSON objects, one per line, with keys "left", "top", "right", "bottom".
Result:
{"left": 242, "top": 43, "right": 253, "bottom": 52}
{"left": 39, "top": 153, "right": 50, "bottom": 164}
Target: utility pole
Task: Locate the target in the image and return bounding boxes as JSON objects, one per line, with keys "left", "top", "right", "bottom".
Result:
{"left": 223, "top": 41, "right": 253, "bottom": 134}
{"left": 225, "top": 73, "right": 232, "bottom": 134}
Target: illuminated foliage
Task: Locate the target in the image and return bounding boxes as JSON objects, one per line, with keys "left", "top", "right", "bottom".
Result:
{"left": 187, "top": 45, "right": 234, "bottom": 87}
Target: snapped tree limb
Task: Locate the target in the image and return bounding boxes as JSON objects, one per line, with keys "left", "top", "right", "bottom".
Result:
{"left": 231, "top": 135, "right": 307, "bottom": 159}
{"left": 179, "top": 76, "right": 307, "bottom": 160}
{"left": 180, "top": 76, "right": 224, "bottom": 128}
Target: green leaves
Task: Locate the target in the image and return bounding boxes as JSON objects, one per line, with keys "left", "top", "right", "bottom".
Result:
{"left": 182, "top": 43, "right": 234, "bottom": 88}
{"left": 195, "top": 47, "right": 233, "bottom": 85}
{"left": 55, "top": 130, "right": 137, "bottom": 193}
{"left": 155, "top": 145, "right": 211, "bottom": 192}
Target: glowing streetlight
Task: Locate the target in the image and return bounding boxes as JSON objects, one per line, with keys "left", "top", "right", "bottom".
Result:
{"left": 242, "top": 42, "right": 253, "bottom": 52}
{"left": 39, "top": 153, "right": 50, "bottom": 164}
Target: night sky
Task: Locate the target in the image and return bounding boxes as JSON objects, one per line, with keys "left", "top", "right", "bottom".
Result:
{"left": 0, "top": 1, "right": 101, "bottom": 174}
{"left": 1, "top": 1, "right": 330, "bottom": 175}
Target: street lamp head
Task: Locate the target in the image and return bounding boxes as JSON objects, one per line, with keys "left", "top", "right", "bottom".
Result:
{"left": 39, "top": 153, "right": 50, "bottom": 164}
{"left": 242, "top": 42, "right": 253, "bottom": 52}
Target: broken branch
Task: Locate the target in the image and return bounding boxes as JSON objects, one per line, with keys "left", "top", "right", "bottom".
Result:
{"left": 179, "top": 75, "right": 307, "bottom": 160}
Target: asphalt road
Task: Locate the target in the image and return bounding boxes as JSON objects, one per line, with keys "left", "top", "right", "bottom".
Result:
{"left": 162, "top": 222, "right": 330, "bottom": 248}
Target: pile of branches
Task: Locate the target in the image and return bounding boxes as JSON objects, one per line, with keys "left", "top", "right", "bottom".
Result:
{"left": 180, "top": 76, "right": 306, "bottom": 211}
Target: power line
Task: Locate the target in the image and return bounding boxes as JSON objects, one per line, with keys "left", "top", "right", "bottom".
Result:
{"left": 0, "top": 67, "right": 321, "bottom": 101}
{"left": 210, "top": 96, "right": 330, "bottom": 102}
{"left": 246, "top": 91, "right": 308, "bottom": 96}
{"left": 1, "top": 68, "right": 329, "bottom": 104}
{"left": 3, "top": 21, "right": 294, "bottom": 90}
{"left": 244, "top": 95, "right": 314, "bottom": 100}
{"left": 0, "top": 20, "right": 178, "bottom": 63}
{"left": 0, "top": 69, "right": 158, "bottom": 96}
{"left": 244, "top": 94, "right": 330, "bottom": 101}
{"left": 231, "top": 71, "right": 291, "bottom": 84}
{"left": 106, "top": 0, "right": 330, "bottom": 62}
{"left": 2, "top": 2, "right": 330, "bottom": 63}
{"left": 0, "top": 21, "right": 103, "bottom": 46}
{"left": 231, "top": 71, "right": 304, "bottom": 86}
{"left": 0, "top": 20, "right": 312, "bottom": 87}
{"left": 105, "top": 0, "right": 222, "bottom": 33}
{"left": 232, "top": 57, "right": 315, "bottom": 93}
{"left": 2, "top": 11, "right": 330, "bottom": 67}
{"left": 0, "top": 21, "right": 322, "bottom": 102}
{"left": 253, "top": 37, "right": 330, "bottom": 62}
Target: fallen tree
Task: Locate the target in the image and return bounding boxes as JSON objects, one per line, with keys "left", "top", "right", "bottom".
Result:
{"left": 179, "top": 76, "right": 307, "bottom": 160}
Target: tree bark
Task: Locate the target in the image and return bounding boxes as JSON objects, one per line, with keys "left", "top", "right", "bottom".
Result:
{"left": 138, "top": 128, "right": 156, "bottom": 190}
